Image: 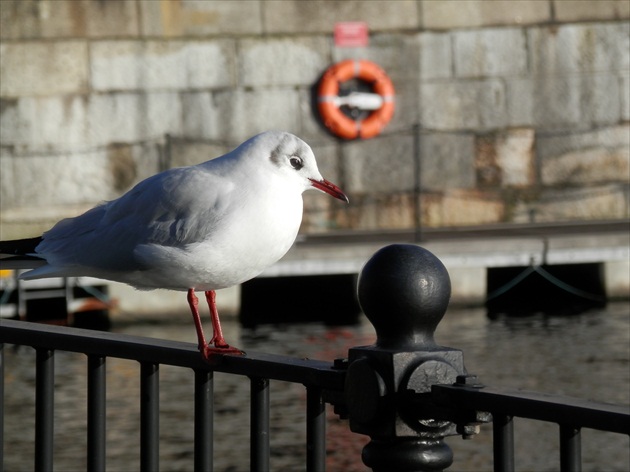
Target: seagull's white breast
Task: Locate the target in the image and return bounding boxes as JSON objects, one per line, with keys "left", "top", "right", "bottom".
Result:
{"left": 129, "top": 170, "right": 304, "bottom": 291}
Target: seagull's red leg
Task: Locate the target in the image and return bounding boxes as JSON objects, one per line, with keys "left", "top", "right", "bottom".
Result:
{"left": 205, "top": 290, "right": 228, "bottom": 347}
{"left": 187, "top": 288, "right": 208, "bottom": 351}
{"left": 188, "top": 289, "right": 243, "bottom": 361}
{"left": 204, "top": 290, "right": 244, "bottom": 355}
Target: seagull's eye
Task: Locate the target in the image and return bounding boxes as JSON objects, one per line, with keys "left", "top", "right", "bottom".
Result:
{"left": 289, "top": 156, "right": 303, "bottom": 170}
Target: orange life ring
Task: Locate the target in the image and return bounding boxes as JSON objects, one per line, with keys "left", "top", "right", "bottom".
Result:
{"left": 317, "top": 60, "right": 395, "bottom": 140}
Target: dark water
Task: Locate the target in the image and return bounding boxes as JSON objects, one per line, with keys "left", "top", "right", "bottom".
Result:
{"left": 3, "top": 302, "right": 629, "bottom": 471}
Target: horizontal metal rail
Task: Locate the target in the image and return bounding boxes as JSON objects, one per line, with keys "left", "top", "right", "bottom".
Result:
{"left": 0, "top": 319, "right": 344, "bottom": 389}
{"left": 432, "top": 384, "right": 630, "bottom": 472}
{"left": 431, "top": 384, "right": 630, "bottom": 435}
{"left": 0, "top": 319, "right": 345, "bottom": 472}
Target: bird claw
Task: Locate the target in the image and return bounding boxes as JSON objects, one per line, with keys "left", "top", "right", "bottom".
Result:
{"left": 200, "top": 343, "right": 245, "bottom": 363}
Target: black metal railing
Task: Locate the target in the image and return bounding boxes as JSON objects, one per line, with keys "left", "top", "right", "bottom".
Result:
{"left": 0, "top": 319, "right": 342, "bottom": 472}
{"left": 1, "top": 244, "right": 628, "bottom": 472}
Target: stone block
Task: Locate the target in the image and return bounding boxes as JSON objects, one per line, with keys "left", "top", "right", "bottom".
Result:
{"left": 420, "top": 132, "right": 476, "bottom": 190}
{"left": 386, "top": 79, "right": 420, "bottom": 132}
{"left": 106, "top": 141, "right": 162, "bottom": 193}
{"left": 239, "top": 38, "right": 328, "bottom": 87}
{"left": 333, "top": 192, "right": 416, "bottom": 230}
{"left": 139, "top": 0, "right": 262, "bottom": 37}
{"left": 528, "top": 23, "right": 630, "bottom": 74}
{"left": 90, "top": 40, "right": 234, "bottom": 91}
{"left": 541, "top": 146, "right": 629, "bottom": 186}
{"left": 0, "top": 151, "right": 16, "bottom": 210}
{"left": 0, "top": 203, "right": 96, "bottom": 240}
{"left": 86, "top": 92, "right": 183, "bottom": 147}
{"left": 1, "top": 0, "right": 80, "bottom": 39}
{"left": 505, "top": 78, "right": 535, "bottom": 127}
{"left": 419, "top": 32, "right": 452, "bottom": 80}
{"left": 212, "top": 89, "right": 302, "bottom": 142}
{"left": 621, "top": 75, "right": 630, "bottom": 121}
{"left": 0, "top": 41, "right": 89, "bottom": 97}
{"left": 507, "top": 74, "right": 620, "bottom": 128}
{"left": 525, "top": 185, "right": 629, "bottom": 222}
{"left": 537, "top": 124, "right": 629, "bottom": 159}
{"left": 494, "top": 129, "right": 535, "bottom": 187}
{"left": 422, "top": 190, "right": 505, "bottom": 227}
{"left": 421, "top": 79, "right": 507, "bottom": 130}
{"left": 1, "top": 93, "right": 185, "bottom": 152}
{"left": 10, "top": 150, "right": 114, "bottom": 208}
{"left": 454, "top": 28, "right": 527, "bottom": 77}
{"left": 1, "top": 139, "right": 161, "bottom": 212}
{"left": 475, "top": 128, "right": 535, "bottom": 188}
{"left": 539, "top": 125, "right": 630, "bottom": 185}
{"left": 167, "top": 140, "right": 229, "bottom": 169}
{"left": 181, "top": 92, "right": 221, "bottom": 140}
{"left": 553, "top": 0, "right": 630, "bottom": 22}
{"left": 0, "top": 0, "right": 139, "bottom": 40}
{"left": 0, "top": 96, "right": 88, "bottom": 151}
{"left": 421, "top": 0, "right": 550, "bottom": 29}
{"left": 0, "top": 99, "right": 20, "bottom": 149}
{"left": 262, "top": 0, "right": 419, "bottom": 34}
{"left": 342, "top": 134, "right": 415, "bottom": 194}
{"left": 85, "top": 0, "right": 140, "bottom": 37}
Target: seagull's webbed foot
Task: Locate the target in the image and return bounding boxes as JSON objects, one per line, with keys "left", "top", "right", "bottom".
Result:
{"left": 188, "top": 289, "right": 245, "bottom": 364}
{"left": 200, "top": 343, "right": 245, "bottom": 364}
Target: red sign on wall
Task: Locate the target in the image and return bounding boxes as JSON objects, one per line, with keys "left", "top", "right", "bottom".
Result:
{"left": 334, "top": 22, "right": 369, "bottom": 47}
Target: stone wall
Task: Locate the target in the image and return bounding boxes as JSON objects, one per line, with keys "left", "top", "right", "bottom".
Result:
{"left": 1, "top": 0, "right": 629, "bottom": 239}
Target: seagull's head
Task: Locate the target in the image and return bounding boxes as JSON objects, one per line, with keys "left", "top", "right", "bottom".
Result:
{"left": 247, "top": 131, "right": 349, "bottom": 203}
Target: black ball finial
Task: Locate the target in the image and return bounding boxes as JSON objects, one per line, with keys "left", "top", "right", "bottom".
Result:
{"left": 357, "top": 244, "right": 451, "bottom": 349}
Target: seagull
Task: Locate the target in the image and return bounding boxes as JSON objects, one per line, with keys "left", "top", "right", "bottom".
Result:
{"left": 0, "top": 131, "right": 349, "bottom": 362}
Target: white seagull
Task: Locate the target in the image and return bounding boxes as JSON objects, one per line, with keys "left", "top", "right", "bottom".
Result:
{"left": 0, "top": 131, "right": 348, "bottom": 362}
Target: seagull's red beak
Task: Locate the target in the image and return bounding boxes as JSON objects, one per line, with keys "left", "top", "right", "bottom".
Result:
{"left": 309, "top": 178, "right": 349, "bottom": 203}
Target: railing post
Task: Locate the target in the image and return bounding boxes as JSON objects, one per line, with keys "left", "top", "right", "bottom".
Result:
{"left": 140, "top": 362, "right": 159, "bottom": 471}
{"left": 87, "top": 355, "right": 107, "bottom": 472}
{"left": 560, "top": 425, "right": 581, "bottom": 472}
{"left": 36, "top": 348, "right": 55, "bottom": 472}
{"left": 346, "top": 244, "right": 465, "bottom": 472}
{"left": 492, "top": 414, "right": 514, "bottom": 472}
{"left": 306, "top": 386, "right": 326, "bottom": 472}
{"left": 250, "top": 377, "right": 270, "bottom": 472}
{"left": 194, "top": 370, "right": 213, "bottom": 472}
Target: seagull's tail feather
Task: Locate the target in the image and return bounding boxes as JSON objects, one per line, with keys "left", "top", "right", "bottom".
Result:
{"left": 0, "top": 237, "right": 46, "bottom": 270}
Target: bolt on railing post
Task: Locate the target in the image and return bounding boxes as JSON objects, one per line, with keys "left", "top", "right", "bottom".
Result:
{"left": 345, "top": 244, "right": 466, "bottom": 472}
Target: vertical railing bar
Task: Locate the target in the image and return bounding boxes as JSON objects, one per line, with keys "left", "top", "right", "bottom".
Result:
{"left": 35, "top": 348, "right": 55, "bottom": 472}
{"left": 250, "top": 377, "right": 270, "bottom": 472}
{"left": 493, "top": 414, "right": 514, "bottom": 472}
{"left": 194, "top": 370, "right": 213, "bottom": 472}
{"left": 306, "top": 386, "right": 326, "bottom": 472}
{"left": 87, "top": 355, "right": 106, "bottom": 472}
{"left": 560, "top": 424, "right": 582, "bottom": 472}
{"left": 140, "top": 362, "right": 159, "bottom": 472}
{"left": 0, "top": 343, "right": 4, "bottom": 471}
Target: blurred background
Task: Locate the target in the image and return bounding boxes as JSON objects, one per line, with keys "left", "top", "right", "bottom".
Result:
{"left": 1, "top": 0, "right": 628, "bottom": 318}
{"left": 1, "top": 2, "right": 629, "bottom": 471}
